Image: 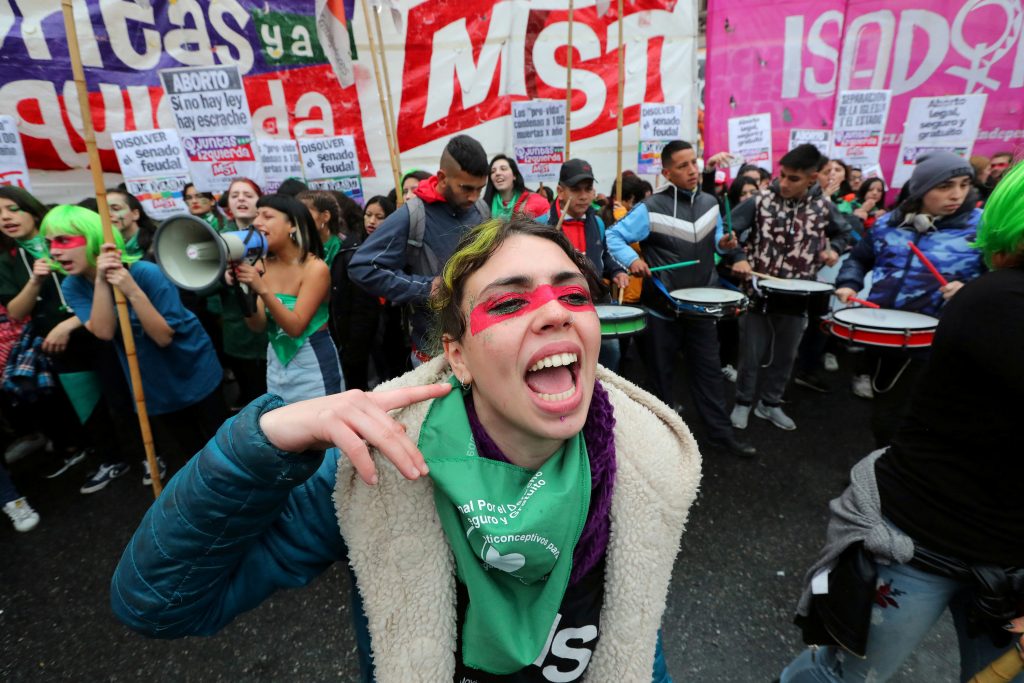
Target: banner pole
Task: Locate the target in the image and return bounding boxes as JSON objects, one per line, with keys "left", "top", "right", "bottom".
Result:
{"left": 359, "top": 0, "right": 404, "bottom": 206}
{"left": 614, "top": 0, "right": 625, "bottom": 206}
{"left": 564, "top": 0, "right": 575, "bottom": 160}
{"left": 371, "top": 5, "right": 404, "bottom": 205}
{"left": 60, "top": 0, "right": 162, "bottom": 498}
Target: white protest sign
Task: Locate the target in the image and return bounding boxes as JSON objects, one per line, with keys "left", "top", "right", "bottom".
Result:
{"left": 640, "top": 103, "right": 682, "bottom": 141}
{"left": 511, "top": 101, "right": 566, "bottom": 184}
{"left": 112, "top": 129, "right": 189, "bottom": 179}
{"left": 258, "top": 139, "right": 304, "bottom": 194}
{"left": 789, "top": 129, "right": 831, "bottom": 157}
{"left": 830, "top": 90, "right": 891, "bottom": 167}
{"left": 891, "top": 94, "right": 987, "bottom": 188}
{"left": 159, "top": 65, "right": 263, "bottom": 193}
{"left": 728, "top": 113, "right": 772, "bottom": 171}
{"left": 125, "top": 177, "right": 190, "bottom": 219}
{"left": 306, "top": 176, "right": 365, "bottom": 205}
{"left": 300, "top": 135, "right": 363, "bottom": 203}
{"left": 0, "top": 116, "right": 31, "bottom": 190}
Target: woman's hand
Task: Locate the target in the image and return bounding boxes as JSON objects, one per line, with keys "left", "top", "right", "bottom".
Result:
{"left": 940, "top": 280, "right": 964, "bottom": 300}
{"left": 97, "top": 245, "right": 139, "bottom": 296}
{"left": 31, "top": 257, "right": 53, "bottom": 283}
{"left": 835, "top": 287, "right": 857, "bottom": 303}
{"left": 259, "top": 382, "right": 453, "bottom": 486}
{"left": 42, "top": 317, "right": 75, "bottom": 354}
{"left": 232, "top": 262, "right": 267, "bottom": 295}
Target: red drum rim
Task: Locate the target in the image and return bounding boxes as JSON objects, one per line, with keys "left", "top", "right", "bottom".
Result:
{"left": 827, "top": 319, "right": 936, "bottom": 348}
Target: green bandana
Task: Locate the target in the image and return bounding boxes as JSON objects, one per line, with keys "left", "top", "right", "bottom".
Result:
{"left": 491, "top": 191, "right": 521, "bottom": 220}
{"left": 16, "top": 235, "right": 47, "bottom": 260}
{"left": 322, "top": 235, "right": 341, "bottom": 268}
{"left": 419, "top": 376, "right": 590, "bottom": 674}
{"left": 266, "top": 294, "right": 329, "bottom": 365}
{"left": 124, "top": 232, "right": 142, "bottom": 258}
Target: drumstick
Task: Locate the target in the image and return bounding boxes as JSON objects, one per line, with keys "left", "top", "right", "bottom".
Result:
{"left": 649, "top": 259, "right": 700, "bottom": 273}
{"left": 617, "top": 286, "right": 625, "bottom": 305}
{"left": 907, "top": 241, "right": 949, "bottom": 287}
{"left": 724, "top": 195, "right": 732, "bottom": 234}
{"left": 847, "top": 296, "right": 880, "bottom": 309}
{"left": 750, "top": 270, "right": 784, "bottom": 281}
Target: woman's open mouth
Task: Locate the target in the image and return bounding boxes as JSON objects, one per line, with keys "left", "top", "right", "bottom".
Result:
{"left": 523, "top": 345, "right": 585, "bottom": 415}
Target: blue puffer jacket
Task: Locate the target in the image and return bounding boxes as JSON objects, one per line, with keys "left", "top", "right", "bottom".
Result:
{"left": 836, "top": 199, "right": 984, "bottom": 317}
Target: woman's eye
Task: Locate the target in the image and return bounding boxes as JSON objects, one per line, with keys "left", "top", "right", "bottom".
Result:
{"left": 562, "top": 291, "right": 591, "bottom": 306}
{"left": 488, "top": 297, "right": 527, "bottom": 314}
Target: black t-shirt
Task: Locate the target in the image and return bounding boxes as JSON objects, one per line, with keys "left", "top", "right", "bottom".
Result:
{"left": 453, "top": 559, "right": 605, "bottom": 683}
{"left": 876, "top": 266, "right": 1024, "bottom": 565}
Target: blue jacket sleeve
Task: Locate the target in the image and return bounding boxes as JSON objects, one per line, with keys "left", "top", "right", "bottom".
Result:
{"left": 348, "top": 206, "right": 433, "bottom": 305}
{"left": 836, "top": 233, "right": 877, "bottom": 292}
{"left": 606, "top": 204, "right": 651, "bottom": 269}
{"left": 110, "top": 395, "right": 346, "bottom": 638}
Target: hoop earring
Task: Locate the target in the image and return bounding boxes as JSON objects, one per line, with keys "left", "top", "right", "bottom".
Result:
{"left": 290, "top": 230, "right": 299, "bottom": 244}
{"left": 460, "top": 378, "right": 471, "bottom": 392}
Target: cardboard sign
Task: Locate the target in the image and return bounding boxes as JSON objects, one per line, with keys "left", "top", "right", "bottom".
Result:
{"left": 892, "top": 94, "right": 986, "bottom": 187}
{"left": 830, "top": 90, "right": 891, "bottom": 167}
{"left": 728, "top": 113, "right": 772, "bottom": 171}
{"left": 258, "top": 138, "right": 304, "bottom": 194}
{"left": 512, "top": 101, "right": 566, "bottom": 185}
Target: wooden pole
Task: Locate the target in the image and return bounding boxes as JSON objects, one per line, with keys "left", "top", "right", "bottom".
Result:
{"left": 564, "top": 0, "right": 575, "bottom": 160}
{"left": 614, "top": 0, "right": 625, "bottom": 206}
{"left": 371, "top": 4, "right": 404, "bottom": 205}
{"left": 359, "top": 0, "right": 404, "bottom": 206}
{"left": 60, "top": 0, "right": 162, "bottom": 498}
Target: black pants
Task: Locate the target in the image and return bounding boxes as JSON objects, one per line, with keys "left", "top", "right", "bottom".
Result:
{"left": 865, "top": 348, "right": 929, "bottom": 448}
{"left": 641, "top": 313, "right": 734, "bottom": 443}
{"left": 150, "top": 388, "right": 227, "bottom": 471}
{"left": 225, "top": 355, "right": 267, "bottom": 406}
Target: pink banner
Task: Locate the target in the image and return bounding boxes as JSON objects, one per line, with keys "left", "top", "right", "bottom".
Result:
{"left": 705, "top": 0, "right": 1024, "bottom": 184}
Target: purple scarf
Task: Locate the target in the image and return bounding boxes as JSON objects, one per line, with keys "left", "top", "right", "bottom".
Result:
{"left": 465, "top": 380, "right": 617, "bottom": 585}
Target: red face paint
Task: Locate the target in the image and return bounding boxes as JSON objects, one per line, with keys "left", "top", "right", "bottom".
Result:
{"left": 469, "top": 283, "right": 595, "bottom": 336}
{"left": 46, "top": 234, "right": 87, "bottom": 249}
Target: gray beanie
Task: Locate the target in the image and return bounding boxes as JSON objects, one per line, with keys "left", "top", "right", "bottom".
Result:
{"left": 906, "top": 151, "right": 974, "bottom": 202}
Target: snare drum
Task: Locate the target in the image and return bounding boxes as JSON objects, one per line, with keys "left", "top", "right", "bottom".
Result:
{"left": 595, "top": 304, "right": 648, "bottom": 338}
{"left": 757, "top": 279, "right": 834, "bottom": 318}
{"left": 827, "top": 308, "right": 938, "bottom": 349}
{"left": 669, "top": 288, "right": 749, "bottom": 319}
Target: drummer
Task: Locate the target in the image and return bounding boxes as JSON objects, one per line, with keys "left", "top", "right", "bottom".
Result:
{"left": 606, "top": 141, "right": 756, "bottom": 458}
{"left": 833, "top": 151, "right": 984, "bottom": 447}
{"left": 727, "top": 144, "right": 852, "bottom": 432}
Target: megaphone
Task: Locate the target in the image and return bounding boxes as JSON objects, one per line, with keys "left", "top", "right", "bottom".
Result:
{"left": 154, "top": 214, "right": 268, "bottom": 315}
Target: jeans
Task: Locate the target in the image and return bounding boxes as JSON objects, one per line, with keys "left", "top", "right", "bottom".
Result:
{"left": 266, "top": 329, "right": 344, "bottom": 404}
{"left": 781, "top": 561, "right": 1024, "bottom": 683}
{"left": 735, "top": 312, "right": 808, "bottom": 406}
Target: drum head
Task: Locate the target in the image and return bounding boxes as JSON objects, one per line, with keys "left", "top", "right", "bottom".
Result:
{"left": 669, "top": 287, "right": 745, "bottom": 304}
{"left": 595, "top": 304, "right": 645, "bottom": 319}
{"left": 761, "top": 279, "right": 834, "bottom": 293}
{"left": 833, "top": 308, "right": 938, "bottom": 329}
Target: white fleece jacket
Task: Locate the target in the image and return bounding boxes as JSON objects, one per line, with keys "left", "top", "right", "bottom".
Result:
{"left": 333, "top": 356, "right": 702, "bottom": 681}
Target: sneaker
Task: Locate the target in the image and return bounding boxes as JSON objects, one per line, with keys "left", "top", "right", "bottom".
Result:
{"left": 45, "top": 448, "right": 90, "bottom": 479}
{"left": 823, "top": 352, "right": 840, "bottom": 372}
{"left": 80, "top": 462, "right": 129, "bottom": 494}
{"left": 721, "top": 364, "right": 738, "bottom": 382}
{"left": 851, "top": 374, "right": 874, "bottom": 399}
{"left": 730, "top": 403, "right": 751, "bottom": 429}
{"left": 794, "top": 370, "right": 832, "bottom": 394}
{"left": 755, "top": 402, "right": 797, "bottom": 431}
{"left": 142, "top": 457, "right": 167, "bottom": 486}
{"left": 3, "top": 497, "right": 39, "bottom": 532}
{"left": 4, "top": 433, "right": 49, "bottom": 465}
{"left": 710, "top": 437, "right": 757, "bottom": 458}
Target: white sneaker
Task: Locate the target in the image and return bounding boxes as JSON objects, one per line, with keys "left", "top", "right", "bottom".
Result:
{"left": 721, "top": 364, "right": 738, "bottom": 382}
{"left": 142, "top": 457, "right": 167, "bottom": 486}
{"left": 823, "top": 353, "right": 840, "bottom": 372}
{"left": 851, "top": 374, "right": 874, "bottom": 399}
{"left": 4, "top": 497, "right": 40, "bottom": 532}
{"left": 730, "top": 403, "right": 751, "bottom": 429}
{"left": 755, "top": 402, "right": 797, "bottom": 431}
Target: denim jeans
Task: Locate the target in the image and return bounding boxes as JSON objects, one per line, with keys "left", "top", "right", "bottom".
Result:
{"left": 781, "top": 561, "right": 1023, "bottom": 683}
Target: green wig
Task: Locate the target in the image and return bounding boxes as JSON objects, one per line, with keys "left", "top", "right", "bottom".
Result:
{"left": 40, "top": 205, "right": 139, "bottom": 274}
{"left": 974, "top": 161, "right": 1024, "bottom": 268}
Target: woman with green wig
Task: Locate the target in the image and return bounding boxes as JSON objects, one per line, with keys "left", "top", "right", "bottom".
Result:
{"left": 111, "top": 216, "right": 702, "bottom": 681}
{"left": 779, "top": 161, "right": 1024, "bottom": 682}
{"left": 43, "top": 205, "right": 225, "bottom": 478}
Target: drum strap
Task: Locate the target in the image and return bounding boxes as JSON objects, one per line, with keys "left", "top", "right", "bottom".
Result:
{"left": 650, "top": 276, "right": 685, "bottom": 310}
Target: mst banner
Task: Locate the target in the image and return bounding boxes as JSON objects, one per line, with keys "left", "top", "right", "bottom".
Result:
{"left": 705, "top": 0, "right": 1024, "bottom": 186}
{"left": 0, "top": 0, "right": 697, "bottom": 199}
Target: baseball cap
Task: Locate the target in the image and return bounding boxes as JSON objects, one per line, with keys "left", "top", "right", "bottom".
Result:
{"left": 559, "top": 159, "right": 595, "bottom": 187}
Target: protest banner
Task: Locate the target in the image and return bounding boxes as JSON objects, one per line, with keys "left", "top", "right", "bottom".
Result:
{"left": 892, "top": 94, "right": 987, "bottom": 187}
{"left": 511, "top": 101, "right": 567, "bottom": 185}
{"left": 728, "top": 113, "right": 772, "bottom": 171}
{"left": 0, "top": 116, "right": 31, "bottom": 190}
{"left": 159, "top": 65, "right": 263, "bottom": 193}
{"left": 830, "top": 90, "right": 891, "bottom": 167}
{"left": 705, "top": 0, "right": 1022, "bottom": 184}
{"left": 0, "top": 0, "right": 697, "bottom": 202}
{"left": 300, "top": 135, "right": 364, "bottom": 203}
{"left": 788, "top": 129, "right": 831, "bottom": 157}
{"left": 111, "top": 129, "right": 191, "bottom": 218}
{"left": 258, "top": 139, "right": 304, "bottom": 194}
{"left": 637, "top": 103, "right": 681, "bottom": 174}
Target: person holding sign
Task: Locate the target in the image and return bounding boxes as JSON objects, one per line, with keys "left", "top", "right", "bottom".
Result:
{"left": 111, "top": 217, "right": 699, "bottom": 682}
{"left": 606, "top": 142, "right": 755, "bottom": 458}
{"left": 228, "top": 195, "right": 342, "bottom": 404}
{"left": 349, "top": 135, "right": 491, "bottom": 366}
{"left": 833, "top": 152, "right": 984, "bottom": 447}
{"left": 483, "top": 154, "right": 550, "bottom": 221}
{"left": 779, "top": 163, "right": 1024, "bottom": 683}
